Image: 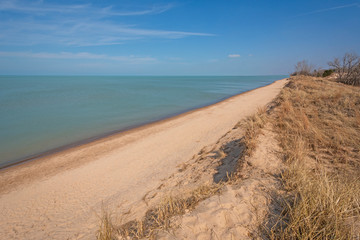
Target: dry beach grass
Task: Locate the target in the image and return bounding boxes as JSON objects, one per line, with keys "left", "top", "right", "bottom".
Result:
{"left": 267, "top": 76, "right": 360, "bottom": 239}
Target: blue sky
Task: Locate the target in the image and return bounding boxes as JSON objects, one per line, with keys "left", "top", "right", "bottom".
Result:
{"left": 0, "top": 0, "right": 359, "bottom": 75}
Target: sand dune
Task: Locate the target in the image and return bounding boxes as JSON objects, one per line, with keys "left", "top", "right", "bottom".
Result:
{"left": 156, "top": 126, "right": 283, "bottom": 239}
{"left": 0, "top": 78, "right": 287, "bottom": 239}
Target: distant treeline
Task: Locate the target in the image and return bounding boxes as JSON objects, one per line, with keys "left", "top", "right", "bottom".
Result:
{"left": 292, "top": 52, "right": 360, "bottom": 86}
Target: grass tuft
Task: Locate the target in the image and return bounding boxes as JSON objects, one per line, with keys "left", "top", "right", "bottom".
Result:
{"left": 239, "top": 106, "right": 268, "bottom": 157}
{"left": 104, "top": 183, "right": 224, "bottom": 239}
{"left": 96, "top": 209, "right": 115, "bottom": 240}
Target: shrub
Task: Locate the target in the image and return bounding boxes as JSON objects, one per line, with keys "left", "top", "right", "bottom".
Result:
{"left": 322, "top": 69, "right": 334, "bottom": 77}
{"left": 292, "top": 60, "right": 314, "bottom": 76}
{"left": 328, "top": 52, "right": 360, "bottom": 86}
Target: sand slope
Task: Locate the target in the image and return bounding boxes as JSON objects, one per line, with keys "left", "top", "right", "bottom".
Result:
{"left": 0, "top": 79, "right": 287, "bottom": 240}
{"left": 157, "top": 126, "right": 284, "bottom": 239}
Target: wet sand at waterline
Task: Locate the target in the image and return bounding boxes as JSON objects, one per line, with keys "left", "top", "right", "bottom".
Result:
{"left": 0, "top": 78, "right": 287, "bottom": 239}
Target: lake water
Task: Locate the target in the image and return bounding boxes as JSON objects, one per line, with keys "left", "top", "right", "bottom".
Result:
{"left": 0, "top": 75, "right": 286, "bottom": 168}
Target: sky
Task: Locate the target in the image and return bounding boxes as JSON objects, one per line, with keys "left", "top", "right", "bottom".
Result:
{"left": 0, "top": 0, "right": 359, "bottom": 75}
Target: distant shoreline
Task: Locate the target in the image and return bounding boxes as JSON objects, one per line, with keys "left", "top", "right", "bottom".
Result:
{"left": 0, "top": 76, "right": 287, "bottom": 170}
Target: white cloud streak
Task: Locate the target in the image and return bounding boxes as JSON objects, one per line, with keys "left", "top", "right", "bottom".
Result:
{"left": 228, "top": 54, "right": 240, "bottom": 58}
{"left": 0, "top": 1, "right": 214, "bottom": 47}
{"left": 0, "top": 20, "right": 213, "bottom": 46}
{"left": 297, "top": 3, "right": 359, "bottom": 17}
{"left": 0, "top": 0, "right": 173, "bottom": 16}
{"left": 0, "top": 51, "right": 157, "bottom": 63}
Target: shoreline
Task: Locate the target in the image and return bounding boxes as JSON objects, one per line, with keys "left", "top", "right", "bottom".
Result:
{"left": 0, "top": 77, "right": 287, "bottom": 171}
{"left": 0, "top": 77, "right": 288, "bottom": 240}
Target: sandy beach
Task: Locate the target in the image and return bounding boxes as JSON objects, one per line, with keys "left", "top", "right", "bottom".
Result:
{"left": 0, "top": 78, "right": 287, "bottom": 240}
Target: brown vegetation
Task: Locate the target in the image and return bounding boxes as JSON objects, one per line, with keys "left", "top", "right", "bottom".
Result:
{"left": 292, "top": 60, "right": 315, "bottom": 76}
{"left": 97, "top": 183, "right": 224, "bottom": 239}
{"left": 240, "top": 106, "right": 268, "bottom": 158}
{"left": 329, "top": 52, "right": 360, "bottom": 86}
{"left": 292, "top": 52, "right": 360, "bottom": 85}
{"left": 119, "top": 184, "right": 224, "bottom": 239}
{"left": 267, "top": 77, "right": 360, "bottom": 239}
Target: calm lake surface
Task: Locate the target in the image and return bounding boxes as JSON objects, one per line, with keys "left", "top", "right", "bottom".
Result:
{"left": 0, "top": 75, "right": 286, "bottom": 167}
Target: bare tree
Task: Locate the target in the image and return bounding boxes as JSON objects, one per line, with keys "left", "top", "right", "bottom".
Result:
{"left": 314, "top": 67, "right": 325, "bottom": 77}
{"left": 293, "top": 60, "right": 315, "bottom": 76}
{"left": 328, "top": 52, "right": 360, "bottom": 86}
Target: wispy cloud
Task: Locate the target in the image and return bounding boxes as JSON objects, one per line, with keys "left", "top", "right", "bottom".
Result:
{"left": 0, "top": 1, "right": 213, "bottom": 47}
{"left": 228, "top": 54, "right": 240, "bottom": 58}
{"left": 0, "top": 0, "right": 173, "bottom": 16}
{"left": 0, "top": 1, "right": 90, "bottom": 14}
{"left": 297, "top": 3, "right": 360, "bottom": 17}
{"left": 0, "top": 51, "right": 157, "bottom": 63}
{"left": 0, "top": 19, "right": 213, "bottom": 46}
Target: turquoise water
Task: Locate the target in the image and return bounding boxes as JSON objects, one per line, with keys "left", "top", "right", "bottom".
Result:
{"left": 0, "top": 75, "right": 286, "bottom": 168}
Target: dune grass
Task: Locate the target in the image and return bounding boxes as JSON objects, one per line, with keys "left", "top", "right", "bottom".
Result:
{"left": 268, "top": 77, "right": 360, "bottom": 239}
{"left": 96, "top": 183, "right": 224, "bottom": 240}
{"left": 119, "top": 183, "right": 224, "bottom": 239}
{"left": 240, "top": 106, "right": 268, "bottom": 158}
{"left": 97, "top": 209, "right": 114, "bottom": 240}
{"left": 235, "top": 107, "right": 268, "bottom": 160}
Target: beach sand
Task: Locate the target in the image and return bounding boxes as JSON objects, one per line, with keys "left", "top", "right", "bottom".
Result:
{"left": 0, "top": 78, "right": 287, "bottom": 239}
